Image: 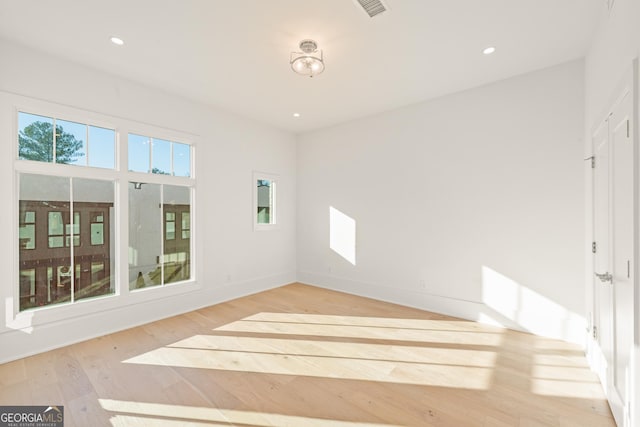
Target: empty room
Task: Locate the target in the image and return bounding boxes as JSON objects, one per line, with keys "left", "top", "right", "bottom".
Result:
{"left": 0, "top": 1, "right": 638, "bottom": 426}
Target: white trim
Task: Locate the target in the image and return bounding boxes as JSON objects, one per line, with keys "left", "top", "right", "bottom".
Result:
{"left": 297, "top": 271, "right": 586, "bottom": 345}
{"left": 0, "top": 271, "right": 296, "bottom": 364}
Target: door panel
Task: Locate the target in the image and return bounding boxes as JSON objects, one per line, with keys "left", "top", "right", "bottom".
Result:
{"left": 593, "top": 119, "right": 613, "bottom": 389}
{"left": 611, "top": 91, "right": 633, "bottom": 424}
{"left": 593, "top": 86, "right": 634, "bottom": 426}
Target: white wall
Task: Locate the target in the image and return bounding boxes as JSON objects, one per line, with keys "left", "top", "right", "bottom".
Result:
{"left": 585, "top": 0, "right": 640, "bottom": 424}
{"left": 0, "top": 38, "right": 297, "bottom": 363}
{"left": 297, "top": 60, "right": 586, "bottom": 344}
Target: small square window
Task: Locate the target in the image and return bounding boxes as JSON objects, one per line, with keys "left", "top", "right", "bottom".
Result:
{"left": 253, "top": 172, "right": 278, "bottom": 230}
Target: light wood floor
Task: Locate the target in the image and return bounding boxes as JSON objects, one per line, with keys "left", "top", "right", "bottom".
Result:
{"left": 0, "top": 283, "right": 614, "bottom": 426}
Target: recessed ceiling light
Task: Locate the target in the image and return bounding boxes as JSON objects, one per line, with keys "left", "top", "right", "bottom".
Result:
{"left": 482, "top": 46, "right": 496, "bottom": 55}
{"left": 110, "top": 37, "right": 124, "bottom": 46}
{"left": 293, "top": 113, "right": 301, "bottom": 118}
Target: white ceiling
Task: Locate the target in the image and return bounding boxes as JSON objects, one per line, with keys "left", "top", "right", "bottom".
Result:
{"left": 0, "top": 1, "right": 600, "bottom": 133}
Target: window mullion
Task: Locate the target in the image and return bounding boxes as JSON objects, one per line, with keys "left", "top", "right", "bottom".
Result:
{"left": 149, "top": 137, "right": 153, "bottom": 174}
{"left": 160, "top": 184, "right": 165, "bottom": 286}
{"left": 85, "top": 124, "right": 90, "bottom": 167}
{"left": 52, "top": 117, "right": 57, "bottom": 163}
{"left": 69, "top": 178, "right": 75, "bottom": 304}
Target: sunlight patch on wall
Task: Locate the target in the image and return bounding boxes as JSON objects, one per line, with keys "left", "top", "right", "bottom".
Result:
{"left": 100, "top": 399, "right": 402, "bottom": 427}
{"left": 481, "top": 266, "right": 585, "bottom": 343}
{"left": 329, "top": 206, "right": 356, "bottom": 265}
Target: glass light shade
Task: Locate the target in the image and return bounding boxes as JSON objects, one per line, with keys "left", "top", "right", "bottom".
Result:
{"left": 290, "top": 52, "right": 325, "bottom": 77}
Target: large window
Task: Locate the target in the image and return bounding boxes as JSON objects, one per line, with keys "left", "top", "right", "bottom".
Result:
{"left": 128, "top": 183, "right": 191, "bottom": 289}
{"left": 18, "top": 174, "right": 115, "bottom": 310}
{"left": 15, "top": 105, "right": 195, "bottom": 315}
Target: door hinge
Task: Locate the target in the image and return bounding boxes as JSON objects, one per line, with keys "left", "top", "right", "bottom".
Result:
{"left": 593, "top": 325, "right": 598, "bottom": 340}
{"left": 584, "top": 156, "right": 595, "bottom": 168}
{"left": 592, "top": 241, "right": 597, "bottom": 253}
{"left": 627, "top": 119, "right": 630, "bottom": 138}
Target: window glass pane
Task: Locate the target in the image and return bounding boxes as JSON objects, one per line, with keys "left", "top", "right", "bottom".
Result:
{"left": 91, "top": 262, "right": 105, "bottom": 290}
{"left": 91, "top": 262, "right": 104, "bottom": 277}
{"left": 19, "top": 269, "right": 36, "bottom": 310}
{"left": 257, "top": 179, "right": 273, "bottom": 224}
{"left": 165, "top": 211, "right": 176, "bottom": 240}
{"left": 173, "top": 142, "right": 191, "bottom": 177}
{"left": 20, "top": 224, "right": 36, "bottom": 250}
{"left": 128, "top": 133, "right": 150, "bottom": 173}
{"left": 19, "top": 174, "right": 71, "bottom": 310}
{"left": 48, "top": 237, "right": 64, "bottom": 248}
{"left": 18, "top": 112, "right": 54, "bottom": 163}
{"left": 152, "top": 138, "right": 171, "bottom": 175}
{"left": 91, "top": 223, "right": 104, "bottom": 245}
{"left": 181, "top": 212, "right": 190, "bottom": 239}
{"left": 163, "top": 185, "right": 190, "bottom": 284}
{"left": 19, "top": 209, "right": 36, "bottom": 250}
{"left": 65, "top": 212, "right": 80, "bottom": 247}
{"left": 165, "top": 221, "right": 175, "bottom": 240}
{"left": 73, "top": 178, "right": 115, "bottom": 301}
{"left": 129, "top": 182, "right": 162, "bottom": 290}
{"left": 56, "top": 119, "right": 86, "bottom": 166}
{"left": 49, "top": 212, "right": 64, "bottom": 235}
{"left": 76, "top": 264, "right": 81, "bottom": 287}
{"left": 48, "top": 212, "right": 64, "bottom": 248}
{"left": 89, "top": 126, "right": 115, "bottom": 169}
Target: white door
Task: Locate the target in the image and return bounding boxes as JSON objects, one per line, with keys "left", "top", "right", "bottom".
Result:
{"left": 593, "top": 87, "right": 634, "bottom": 426}
{"left": 611, "top": 90, "right": 633, "bottom": 426}
{"left": 593, "top": 118, "right": 615, "bottom": 408}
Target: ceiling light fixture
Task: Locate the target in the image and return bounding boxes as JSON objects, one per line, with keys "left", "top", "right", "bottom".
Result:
{"left": 110, "top": 36, "right": 124, "bottom": 46}
{"left": 482, "top": 46, "right": 496, "bottom": 55}
{"left": 290, "top": 40, "right": 325, "bottom": 78}
{"left": 293, "top": 113, "right": 301, "bottom": 118}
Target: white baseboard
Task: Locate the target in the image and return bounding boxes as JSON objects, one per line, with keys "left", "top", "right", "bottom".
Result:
{"left": 297, "top": 271, "right": 585, "bottom": 345}
{"left": 0, "top": 271, "right": 295, "bottom": 364}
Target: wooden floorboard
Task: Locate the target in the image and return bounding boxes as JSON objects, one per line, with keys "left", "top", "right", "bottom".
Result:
{"left": 0, "top": 283, "right": 615, "bottom": 426}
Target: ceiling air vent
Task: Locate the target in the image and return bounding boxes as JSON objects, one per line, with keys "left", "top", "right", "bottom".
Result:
{"left": 355, "top": 0, "right": 388, "bottom": 18}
